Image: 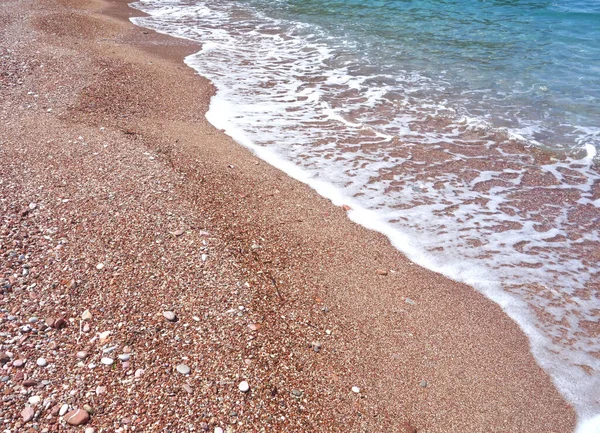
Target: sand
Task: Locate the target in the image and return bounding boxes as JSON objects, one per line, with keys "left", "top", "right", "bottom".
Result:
{"left": 0, "top": 0, "right": 577, "bottom": 431}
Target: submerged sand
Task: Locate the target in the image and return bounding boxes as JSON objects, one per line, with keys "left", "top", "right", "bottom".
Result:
{"left": 0, "top": 0, "right": 577, "bottom": 431}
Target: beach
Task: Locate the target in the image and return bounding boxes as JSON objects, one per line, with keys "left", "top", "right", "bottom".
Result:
{"left": 0, "top": 0, "right": 580, "bottom": 431}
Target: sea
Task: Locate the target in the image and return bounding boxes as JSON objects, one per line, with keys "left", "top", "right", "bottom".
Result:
{"left": 127, "top": 0, "right": 600, "bottom": 430}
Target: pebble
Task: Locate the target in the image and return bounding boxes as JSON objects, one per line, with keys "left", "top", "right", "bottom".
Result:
{"left": 176, "top": 364, "right": 190, "bottom": 375}
{"left": 238, "top": 381, "right": 250, "bottom": 393}
{"left": 99, "top": 331, "right": 111, "bottom": 342}
{"left": 36, "top": 357, "right": 47, "bottom": 367}
{"left": 85, "top": 428, "right": 95, "bottom": 433}
{"left": 59, "top": 404, "right": 69, "bottom": 416}
{"left": 64, "top": 408, "right": 90, "bottom": 425}
{"left": 96, "top": 263, "right": 104, "bottom": 270}
{"left": 82, "top": 323, "right": 91, "bottom": 333}
{"left": 351, "top": 386, "right": 361, "bottom": 394}
{"left": 28, "top": 395, "right": 41, "bottom": 405}
{"left": 118, "top": 353, "right": 130, "bottom": 361}
{"left": 214, "top": 428, "right": 223, "bottom": 433}
{"left": 76, "top": 351, "right": 88, "bottom": 359}
{"left": 28, "top": 317, "right": 38, "bottom": 323}
{"left": 22, "top": 406, "right": 35, "bottom": 422}
{"left": 134, "top": 369, "right": 144, "bottom": 378}
{"left": 312, "top": 341, "right": 322, "bottom": 353}
{"left": 182, "top": 384, "right": 193, "bottom": 394}
{"left": 100, "top": 357, "right": 114, "bottom": 366}
{"left": 405, "top": 297, "right": 416, "bottom": 306}
{"left": 23, "top": 380, "right": 37, "bottom": 387}
{"left": 81, "top": 310, "right": 92, "bottom": 321}
{"left": 0, "top": 352, "right": 10, "bottom": 364}
{"left": 163, "top": 311, "right": 177, "bottom": 322}
{"left": 96, "top": 386, "right": 106, "bottom": 395}
{"left": 420, "top": 380, "right": 428, "bottom": 388}
{"left": 13, "top": 359, "right": 25, "bottom": 368}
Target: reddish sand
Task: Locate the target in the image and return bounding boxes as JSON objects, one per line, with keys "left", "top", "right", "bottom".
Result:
{"left": 0, "top": 0, "right": 577, "bottom": 431}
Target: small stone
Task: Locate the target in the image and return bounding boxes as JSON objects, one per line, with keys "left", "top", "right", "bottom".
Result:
{"left": 59, "top": 404, "right": 69, "bottom": 416}
{"left": 376, "top": 269, "right": 388, "bottom": 275}
{"left": 100, "top": 357, "right": 114, "bottom": 366}
{"left": 247, "top": 323, "right": 260, "bottom": 331}
{"left": 77, "top": 351, "right": 88, "bottom": 359}
{"left": 182, "top": 384, "right": 193, "bottom": 394}
{"left": 176, "top": 364, "right": 190, "bottom": 375}
{"left": 64, "top": 408, "right": 90, "bottom": 425}
{"left": 200, "top": 422, "right": 209, "bottom": 431}
{"left": 96, "top": 263, "right": 104, "bottom": 270}
{"left": 312, "top": 341, "right": 322, "bottom": 353}
{"left": 134, "top": 369, "right": 144, "bottom": 378}
{"left": 351, "top": 386, "right": 361, "bottom": 394}
{"left": 163, "top": 311, "right": 177, "bottom": 322}
{"left": 171, "top": 229, "right": 185, "bottom": 237}
{"left": 0, "top": 352, "right": 10, "bottom": 364}
{"left": 85, "top": 428, "right": 95, "bottom": 433}
{"left": 22, "top": 406, "right": 35, "bottom": 422}
{"left": 214, "top": 428, "right": 223, "bottom": 433}
{"left": 122, "top": 346, "right": 131, "bottom": 353}
{"left": 420, "top": 380, "right": 428, "bottom": 388}
{"left": 98, "top": 331, "right": 111, "bottom": 342}
{"left": 13, "top": 359, "right": 25, "bottom": 368}
{"left": 81, "top": 310, "right": 92, "bottom": 321}
{"left": 238, "top": 381, "right": 250, "bottom": 393}
{"left": 28, "top": 395, "right": 41, "bottom": 405}
{"left": 36, "top": 358, "right": 47, "bottom": 367}
{"left": 405, "top": 298, "right": 416, "bottom": 306}
{"left": 96, "top": 386, "right": 106, "bottom": 395}
{"left": 83, "top": 404, "right": 94, "bottom": 414}
{"left": 122, "top": 361, "right": 130, "bottom": 370}
{"left": 82, "top": 323, "right": 91, "bottom": 333}
{"left": 118, "top": 354, "right": 130, "bottom": 362}
{"left": 23, "top": 380, "right": 37, "bottom": 387}
{"left": 52, "top": 318, "right": 67, "bottom": 329}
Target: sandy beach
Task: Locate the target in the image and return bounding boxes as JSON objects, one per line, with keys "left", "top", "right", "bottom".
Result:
{"left": 0, "top": 0, "right": 578, "bottom": 431}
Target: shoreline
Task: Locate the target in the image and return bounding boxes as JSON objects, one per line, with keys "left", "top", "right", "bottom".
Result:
{"left": 0, "top": 0, "right": 579, "bottom": 431}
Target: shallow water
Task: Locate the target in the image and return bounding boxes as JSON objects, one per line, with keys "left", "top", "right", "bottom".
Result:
{"left": 128, "top": 0, "right": 600, "bottom": 430}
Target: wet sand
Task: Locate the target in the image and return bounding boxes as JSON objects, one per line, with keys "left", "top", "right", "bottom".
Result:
{"left": 0, "top": 0, "right": 578, "bottom": 431}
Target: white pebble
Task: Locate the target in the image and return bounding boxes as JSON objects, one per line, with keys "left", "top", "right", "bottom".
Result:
{"left": 59, "top": 403, "right": 69, "bottom": 416}
{"left": 28, "top": 395, "right": 41, "bottom": 405}
{"left": 238, "top": 381, "right": 250, "bottom": 392}
{"left": 100, "top": 357, "right": 114, "bottom": 366}
{"left": 118, "top": 354, "right": 130, "bottom": 362}
{"left": 214, "top": 428, "right": 223, "bottom": 433}
{"left": 96, "top": 263, "right": 104, "bottom": 270}
{"left": 81, "top": 310, "right": 92, "bottom": 321}
{"left": 36, "top": 358, "right": 47, "bottom": 367}
{"left": 351, "top": 386, "right": 361, "bottom": 394}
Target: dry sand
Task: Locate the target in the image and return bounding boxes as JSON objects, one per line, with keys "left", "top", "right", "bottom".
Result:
{"left": 0, "top": 0, "right": 577, "bottom": 431}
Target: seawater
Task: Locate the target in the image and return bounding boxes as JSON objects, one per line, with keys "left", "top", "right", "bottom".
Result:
{"left": 128, "top": 0, "right": 600, "bottom": 430}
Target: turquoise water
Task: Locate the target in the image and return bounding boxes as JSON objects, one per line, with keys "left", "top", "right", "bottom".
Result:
{"left": 130, "top": 0, "right": 600, "bottom": 430}
{"left": 244, "top": 0, "right": 600, "bottom": 150}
